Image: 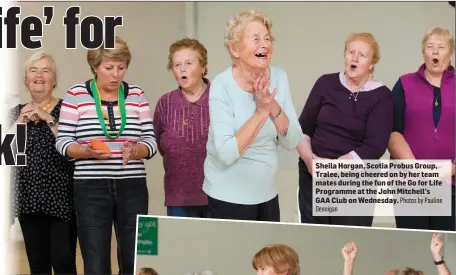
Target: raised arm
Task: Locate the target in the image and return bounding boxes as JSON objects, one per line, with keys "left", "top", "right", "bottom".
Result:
{"left": 274, "top": 71, "right": 302, "bottom": 150}
{"left": 208, "top": 80, "right": 269, "bottom": 166}
{"left": 431, "top": 233, "right": 451, "bottom": 275}
{"left": 341, "top": 241, "right": 357, "bottom": 275}
{"left": 387, "top": 79, "right": 415, "bottom": 160}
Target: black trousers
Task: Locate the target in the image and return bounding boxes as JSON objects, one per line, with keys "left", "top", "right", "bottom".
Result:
{"left": 18, "top": 212, "right": 78, "bottom": 275}
{"left": 74, "top": 178, "right": 149, "bottom": 275}
{"left": 208, "top": 195, "right": 280, "bottom": 222}
{"left": 395, "top": 185, "right": 455, "bottom": 231}
{"left": 298, "top": 166, "right": 374, "bottom": 227}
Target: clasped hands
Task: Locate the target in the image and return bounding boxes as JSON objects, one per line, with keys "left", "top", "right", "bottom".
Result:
{"left": 253, "top": 74, "right": 281, "bottom": 118}
{"left": 16, "top": 104, "right": 54, "bottom": 124}
{"left": 83, "top": 141, "right": 137, "bottom": 165}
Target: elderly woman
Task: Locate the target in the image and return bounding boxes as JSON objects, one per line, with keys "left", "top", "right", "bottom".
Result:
{"left": 55, "top": 37, "right": 157, "bottom": 275}
{"left": 252, "top": 244, "right": 300, "bottom": 275}
{"left": 297, "top": 32, "right": 393, "bottom": 227}
{"left": 388, "top": 27, "right": 455, "bottom": 231}
{"left": 341, "top": 233, "right": 451, "bottom": 275}
{"left": 203, "top": 10, "right": 302, "bottom": 222}
{"left": 153, "top": 38, "right": 210, "bottom": 218}
{"left": 7, "top": 51, "right": 77, "bottom": 274}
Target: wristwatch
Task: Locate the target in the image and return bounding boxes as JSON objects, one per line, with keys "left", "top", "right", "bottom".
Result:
{"left": 47, "top": 117, "right": 59, "bottom": 127}
{"left": 270, "top": 107, "right": 282, "bottom": 120}
{"left": 434, "top": 256, "right": 444, "bottom": 265}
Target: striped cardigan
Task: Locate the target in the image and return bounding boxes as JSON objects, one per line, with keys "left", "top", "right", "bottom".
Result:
{"left": 56, "top": 80, "right": 157, "bottom": 179}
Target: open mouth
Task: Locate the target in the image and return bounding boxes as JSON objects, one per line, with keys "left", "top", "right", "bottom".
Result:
{"left": 255, "top": 53, "right": 267, "bottom": 59}
{"left": 34, "top": 80, "right": 45, "bottom": 84}
{"left": 432, "top": 58, "right": 439, "bottom": 64}
{"left": 350, "top": 64, "right": 357, "bottom": 69}
{"left": 181, "top": 76, "right": 188, "bottom": 80}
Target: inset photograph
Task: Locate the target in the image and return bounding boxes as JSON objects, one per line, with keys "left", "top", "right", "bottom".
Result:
{"left": 134, "top": 216, "right": 455, "bottom": 275}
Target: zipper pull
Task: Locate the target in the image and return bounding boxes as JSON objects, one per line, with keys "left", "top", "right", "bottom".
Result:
{"left": 434, "top": 128, "right": 437, "bottom": 139}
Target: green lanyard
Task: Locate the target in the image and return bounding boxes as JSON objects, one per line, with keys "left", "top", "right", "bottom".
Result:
{"left": 91, "top": 79, "right": 127, "bottom": 140}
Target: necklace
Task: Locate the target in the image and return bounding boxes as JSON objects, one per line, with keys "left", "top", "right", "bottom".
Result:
{"left": 183, "top": 83, "right": 206, "bottom": 126}
{"left": 349, "top": 91, "right": 360, "bottom": 102}
{"left": 434, "top": 94, "right": 441, "bottom": 107}
{"left": 33, "top": 98, "right": 53, "bottom": 124}
{"left": 344, "top": 73, "right": 367, "bottom": 102}
{"left": 42, "top": 103, "right": 51, "bottom": 111}
{"left": 91, "top": 79, "right": 127, "bottom": 140}
{"left": 348, "top": 85, "right": 365, "bottom": 102}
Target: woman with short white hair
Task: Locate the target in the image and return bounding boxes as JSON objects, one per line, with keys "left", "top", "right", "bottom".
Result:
{"left": 8, "top": 51, "right": 77, "bottom": 274}
{"left": 203, "top": 10, "right": 302, "bottom": 222}
{"left": 388, "top": 27, "right": 455, "bottom": 231}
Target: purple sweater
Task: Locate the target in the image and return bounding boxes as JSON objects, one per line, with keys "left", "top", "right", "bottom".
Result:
{"left": 153, "top": 79, "right": 210, "bottom": 206}
{"left": 399, "top": 64, "right": 455, "bottom": 186}
{"left": 299, "top": 73, "right": 393, "bottom": 161}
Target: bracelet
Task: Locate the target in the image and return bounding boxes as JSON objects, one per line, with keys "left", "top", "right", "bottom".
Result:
{"left": 434, "top": 256, "right": 444, "bottom": 265}
{"left": 270, "top": 107, "right": 282, "bottom": 120}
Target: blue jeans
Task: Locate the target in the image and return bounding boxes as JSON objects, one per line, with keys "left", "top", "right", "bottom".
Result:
{"left": 74, "top": 178, "right": 148, "bottom": 275}
{"left": 167, "top": 205, "right": 210, "bottom": 218}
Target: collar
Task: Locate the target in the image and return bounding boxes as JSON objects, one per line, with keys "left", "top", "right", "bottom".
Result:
{"left": 85, "top": 79, "right": 129, "bottom": 104}
{"left": 339, "top": 72, "right": 384, "bottom": 92}
{"left": 416, "top": 63, "right": 455, "bottom": 85}
{"left": 177, "top": 78, "right": 210, "bottom": 106}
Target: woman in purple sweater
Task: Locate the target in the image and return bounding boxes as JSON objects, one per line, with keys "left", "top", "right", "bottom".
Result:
{"left": 388, "top": 27, "right": 455, "bottom": 231}
{"left": 297, "top": 32, "right": 393, "bottom": 227}
{"left": 153, "top": 38, "right": 211, "bottom": 218}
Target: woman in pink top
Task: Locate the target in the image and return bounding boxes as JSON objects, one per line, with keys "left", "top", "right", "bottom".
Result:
{"left": 153, "top": 38, "right": 211, "bottom": 218}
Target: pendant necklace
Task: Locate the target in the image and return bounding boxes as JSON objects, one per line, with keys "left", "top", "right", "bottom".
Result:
{"left": 434, "top": 94, "right": 441, "bottom": 107}
{"left": 183, "top": 84, "right": 205, "bottom": 126}
{"left": 33, "top": 98, "right": 53, "bottom": 124}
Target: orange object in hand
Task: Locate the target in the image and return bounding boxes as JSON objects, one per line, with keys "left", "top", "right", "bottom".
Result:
{"left": 90, "top": 139, "right": 111, "bottom": 154}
